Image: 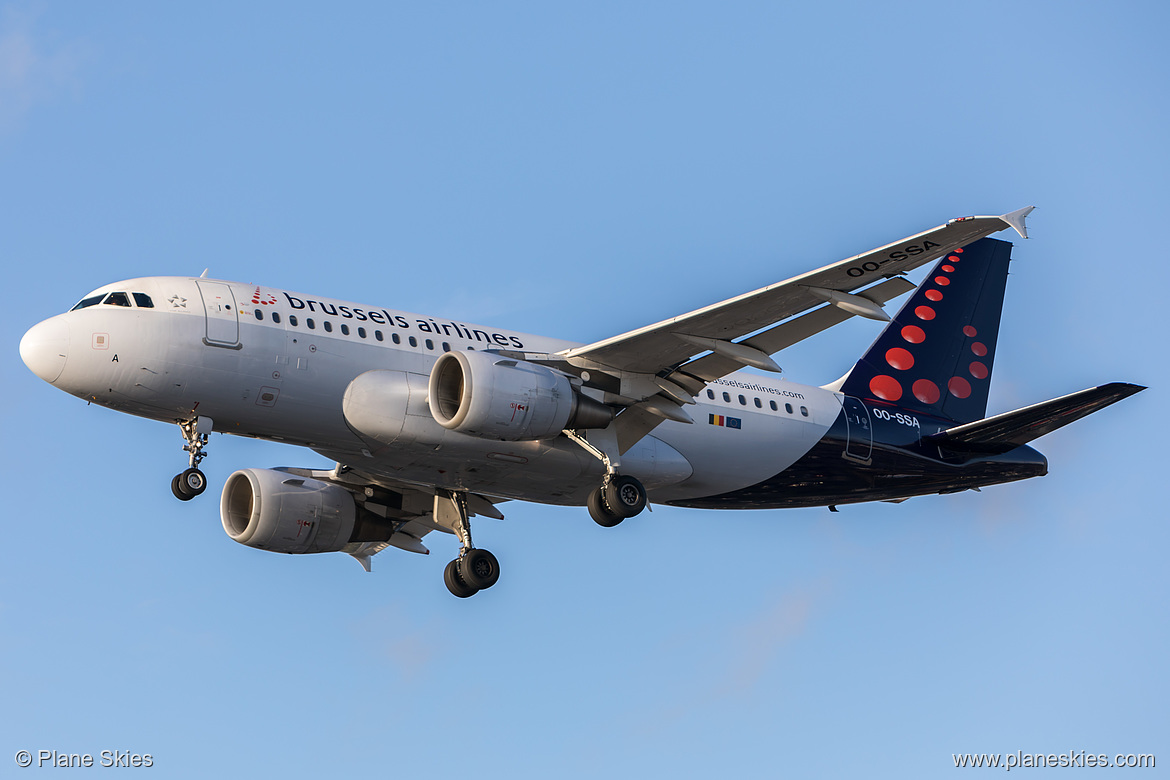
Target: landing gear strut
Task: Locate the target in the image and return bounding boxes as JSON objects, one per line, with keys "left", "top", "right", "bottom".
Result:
{"left": 562, "top": 428, "right": 649, "bottom": 527}
{"left": 171, "top": 415, "right": 212, "bottom": 501}
{"left": 435, "top": 489, "right": 500, "bottom": 598}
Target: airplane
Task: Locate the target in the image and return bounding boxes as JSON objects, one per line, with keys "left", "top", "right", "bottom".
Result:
{"left": 19, "top": 207, "right": 1144, "bottom": 597}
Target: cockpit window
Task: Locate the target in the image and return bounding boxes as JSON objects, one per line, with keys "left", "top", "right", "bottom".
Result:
{"left": 104, "top": 292, "right": 132, "bottom": 307}
{"left": 71, "top": 295, "right": 104, "bottom": 311}
{"left": 132, "top": 293, "right": 154, "bottom": 308}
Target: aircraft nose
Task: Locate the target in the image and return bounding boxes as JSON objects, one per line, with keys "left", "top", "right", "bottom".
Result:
{"left": 20, "top": 317, "right": 70, "bottom": 384}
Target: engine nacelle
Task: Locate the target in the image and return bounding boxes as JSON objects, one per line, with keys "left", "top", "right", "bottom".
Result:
{"left": 221, "top": 468, "right": 357, "bottom": 554}
{"left": 428, "top": 350, "right": 613, "bottom": 440}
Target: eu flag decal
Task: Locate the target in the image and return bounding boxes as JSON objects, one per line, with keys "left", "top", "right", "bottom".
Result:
{"left": 709, "top": 414, "right": 742, "bottom": 429}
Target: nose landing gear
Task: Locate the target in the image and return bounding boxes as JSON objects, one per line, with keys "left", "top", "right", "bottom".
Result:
{"left": 171, "top": 415, "right": 212, "bottom": 501}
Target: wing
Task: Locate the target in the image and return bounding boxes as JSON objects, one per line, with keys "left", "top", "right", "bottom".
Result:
{"left": 554, "top": 207, "right": 1034, "bottom": 451}
{"left": 283, "top": 464, "right": 508, "bottom": 571}
{"left": 562, "top": 207, "right": 1034, "bottom": 377}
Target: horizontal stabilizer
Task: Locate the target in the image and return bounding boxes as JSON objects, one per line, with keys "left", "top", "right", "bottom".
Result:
{"left": 923, "top": 382, "right": 1145, "bottom": 454}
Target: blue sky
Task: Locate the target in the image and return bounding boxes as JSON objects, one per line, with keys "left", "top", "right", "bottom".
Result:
{"left": 2, "top": 2, "right": 1166, "bottom": 777}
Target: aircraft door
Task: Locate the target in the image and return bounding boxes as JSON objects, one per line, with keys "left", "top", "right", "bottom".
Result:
{"left": 196, "top": 281, "right": 241, "bottom": 348}
{"left": 842, "top": 396, "right": 872, "bottom": 462}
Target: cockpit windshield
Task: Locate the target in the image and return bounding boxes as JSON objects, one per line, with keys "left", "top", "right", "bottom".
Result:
{"left": 71, "top": 295, "right": 105, "bottom": 311}
{"left": 70, "top": 291, "right": 155, "bottom": 311}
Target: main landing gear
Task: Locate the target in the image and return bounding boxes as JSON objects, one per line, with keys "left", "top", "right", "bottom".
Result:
{"left": 435, "top": 489, "right": 500, "bottom": 598}
{"left": 171, "top": 415, "right": 212, "bottom": 501}
{"left": 562, "top": 429, "right": 649, "bottom": 528}
{"left": 586, "top": 474, "right": 648, "bottom": 527}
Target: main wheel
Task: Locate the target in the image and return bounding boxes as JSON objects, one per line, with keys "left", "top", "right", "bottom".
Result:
{"left": 587, "top": 486, "right": 624, "bottom": 527}
{"left": 444, "top": 559, "right": 479, "bottom": 598}
{"left": 171, "top": 474, "right": 195, "bottom": 501}
{"left": 458, "top": 548, "right": 500, "bottom": 590}
{"left": 604, "top": 475, "right": 647, "bottom": 518}
{"left": 180, "top": 468, "right": 207, "bottom": 497}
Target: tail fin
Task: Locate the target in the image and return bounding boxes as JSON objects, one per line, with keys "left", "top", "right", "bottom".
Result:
{"left": 838, "top": 237, "right": 1013, "bottom": 423}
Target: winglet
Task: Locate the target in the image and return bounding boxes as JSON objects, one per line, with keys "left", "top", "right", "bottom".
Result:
{"left": 1001, "top": 205, "right": 1035, "bottom": 239}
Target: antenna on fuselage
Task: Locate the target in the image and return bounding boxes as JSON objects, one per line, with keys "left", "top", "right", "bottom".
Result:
{"left": 199, "top": 269, "right": 209, "bottom": 278}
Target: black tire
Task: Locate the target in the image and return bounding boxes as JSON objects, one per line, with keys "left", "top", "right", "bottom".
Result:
{"left": 605, "top": 475, "right": 647, "bottom": 518}
{"left": 587, "top": 486, "right": 623, "bottom": 527}
{"left": 171, "top": 474, "right": 195, "bottom": 501}
{"left": 444, "top": 558, "right": 479, "bottom": 598}
{"left": 459, "top": 548, "right": 500, "bottom": 590}
{"left": 180, "top": 468, "right": 207, "bottom": 497}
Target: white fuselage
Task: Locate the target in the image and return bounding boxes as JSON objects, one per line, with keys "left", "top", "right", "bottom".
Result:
{"left": 23, "top": 276, "right": 845, "bottom": 506}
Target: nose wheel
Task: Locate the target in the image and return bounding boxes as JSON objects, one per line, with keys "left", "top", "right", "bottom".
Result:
{"left": 172, "top": 415, "right": 213, "bottom": 501}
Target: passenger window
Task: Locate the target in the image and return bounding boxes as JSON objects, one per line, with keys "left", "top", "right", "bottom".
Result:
{"left": 442, "top": 342, "right": 451, "bottom": 352}
{"left": 738, "top": 395, "right": 746, "bottom": 405}
{"left": 254, "top": 309, "right": 263, "bottom": 320}
{"left": 425, "top": 339, "right": 434, "bottom": 350}
{"left": 132, "top": 293, "right": 154, "bottom": 308}
{"left": 340, "top": 324, "right": 350, "bottom": 335}
{"left": 769, "top": 400, "right": 777, "bottom": 411}
{"left": 392, "top": 333, "right": 401, "bottom": 344}
{"left": 375, "top": 330, "right": 384, "bottom": 342}
{"left": 754, "top": 397, "right": 762, "bottom": 408}
{"left": 323, "top": 321, "right": 332, "bottom": 332}
{"left": 785, "top": 403, "right": 793, "bottom": 414}
{"left": 104, "top": 292, "right": 131, "bottom": 307}
{"left": 358, "top": 327, "right": 366, "bottom": 338}
{"left": 71, "top": 295, "right": 104, "bottom": 311}
{"left": 289, "top": 315, "right": 298, "bottom": 327}
{"left": 800, "top": 406, "right": 809, "bottom": 417}
{"left": 272, "top": 312, "right": 281, "bottom": 324}
{"left": 706, "top": 389, "right": 715, "bottom": 400}
{"left": 306, "top": 318, "right": 315, "bottom": 329}
{"left": 409, "top": 336, "right": 417, "bottom": 347}
{"left": 722, "top": 392, "right": 730, "bottom": 403}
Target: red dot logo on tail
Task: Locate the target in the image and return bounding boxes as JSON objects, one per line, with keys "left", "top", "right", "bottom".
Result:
{"left": 870, "top": 375, "right": 903, "bottom": 401}
{"left": 901, "top": 325, "right": 925, "bottom": 344}
{"left": 913, "top": 379, "right": 940, "bottom": 404}
{"left": 948, "top": 377, "right": 971, "bottom": 399}
{"left": 886, "top": 348, "right": 914, "bottom": 371}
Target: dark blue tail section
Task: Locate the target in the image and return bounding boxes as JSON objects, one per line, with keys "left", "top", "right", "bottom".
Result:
{"left": 839, "top": 237, "right": 1012, "bottom": 423}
